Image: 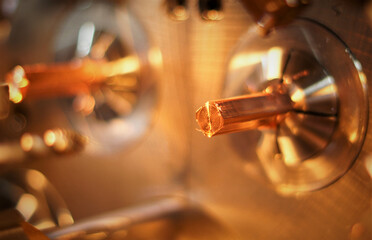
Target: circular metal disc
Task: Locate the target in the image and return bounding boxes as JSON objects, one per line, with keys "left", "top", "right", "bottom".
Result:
{"left": 224, "top": 19, "right": 368, "bottom": 193}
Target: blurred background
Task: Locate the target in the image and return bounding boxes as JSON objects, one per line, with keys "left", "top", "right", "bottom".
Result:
{"left": 0, "top": 0, "right": 371, "bottom": 239}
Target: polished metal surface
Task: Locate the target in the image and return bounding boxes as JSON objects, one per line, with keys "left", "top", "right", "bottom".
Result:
{"left": 44, "top": 1, "right": 160, "bottom": 154}
{"left": 0, "top": 0, "right": 161, "bottom": 161}
{"left": 196, "top": 87, "right": 293, "bottom": 137}
{"left": 0, "top": 0, "right": 370, "bottom": 240}
{"left": 221, "top": 19, "right": 368, "bottom": 193}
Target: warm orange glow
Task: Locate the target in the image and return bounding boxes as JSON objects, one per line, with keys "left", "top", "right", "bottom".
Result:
{"left": 73, "top": 94, "right": 96, "bottom": 116}
{"left": 20, "top": 133, "right": 34, "bottom": 152}
{"left": 6, "top": 65, "right": 29, "bottom": 103}
{"left": 229, "top": 52, "right": 264, "bottom": 70}
{"left": 44, "top": 129, "right": 70, "bottom": 152}
{"left": 44, "top": 130, "right": 57, "bottom": 146}
{"left": 26, "top": 170, "right": 47, "bottom": 191}
{"left": 13, "top": 65, "right": 25, "bottom": 83}
{"left": 290, "top": 88, "right": 305, "bottom": 103}
{"left": 171, "top": 6, "right": 189, "bottom": 21}
{"left": 205, "top": 101, "right": 213, "bottom": 138}
{"left": 196, "top": 92, "right": 292, "bottom": 137}
{"left": 5, "top": 55, "right": 139, "bottom": 103}
{"left": 10, "top": 91, "right": 23, "bottom": 103}
{"left": 365, "top": 155, "right": 372, "bottom": 179}
{"left": 203, "top": 10, "right": 224, "bottom": 21}
{"left": 266, "top": 47, "right": 284, "bottom": 80}
{"left": 148, "top": 47, "right": 163, "bottom": 69}
{"left": 16, "top": 194, "right": 38, "bottom": 221}
{"left": 19, "top": 78, "right": 29, "bottom": 88}
{"left": 57, "top": 208, "right": 74, "bottom": 226}
{"left": 34, "top": 220, "right": 56, "bottom": 230}
{"left": 103, "top": 56, "right": 140, "bottom": 77}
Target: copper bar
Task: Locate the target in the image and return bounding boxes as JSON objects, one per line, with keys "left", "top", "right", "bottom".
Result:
{"left": 5, "top": 56, "right": 139, "bottom": 103}
{"left": 196, "top": 91, "right": 293, "bottom": 137}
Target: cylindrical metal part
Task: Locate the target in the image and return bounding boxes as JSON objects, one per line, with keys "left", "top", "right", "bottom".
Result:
{"left": 196, "top": 91, "right": 293, "bottom": 137}
{"left": 5, "top": 56, "right": 138, "bottom": 102}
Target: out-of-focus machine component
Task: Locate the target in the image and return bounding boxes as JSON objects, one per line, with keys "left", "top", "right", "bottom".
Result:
{"left": 0, "top": 169, "right": 74, "bottom": 231}
{"left": 0, "top": 0, "right": 160, "bottom": 164}
{"left": 196, "top": 19, "right": 368, "bottom": 193}
{"left": 0, "top": 209, "right": 49, "bottom": 240}
{"left": 164, "top": 0, "right": 190, "bottom": 21}
{"left": 239, "top": 0, "right": 308, "bottom": 35}
{"left": 164, "top": 0, "right": 223, "bottom": 21}
{"left": 0, "top": 0, "right": 371, "bottom": 239}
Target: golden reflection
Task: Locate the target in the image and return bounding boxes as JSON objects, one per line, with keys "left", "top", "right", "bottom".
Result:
{"left": 7, "top": 65, "right": 29, "bottom": 103}
{"left": 34, "top": 220, "right": 56, "bottom": 230}
{"left": 43, "top": 128, "right": 87, "bottom": 153}
{"left": 57, "top": 208, "right": 74, "bottom": 226}
{"left": 148, "top": 47, "right": 163, "bottom": 69}
{"left": 21, "top": 133, "right": 34, "bottom": 152}
{"left": 349, "top": 130, "right": 358, "bottom": 143}
{"left": 290, "top": 88, "right": 305, "bottom": 103}
{"left": 276, "top": 184, "right": 293, "bottom": 196}
{"left": 359, "top": 72, "right": 367, "bottom": 84}
{"left": 44, "top": 129, "right": 68, "bottom": 152}
{"left": 196, "top": 92, "right": 292, "bottom": 137}
{"left": 20, "top": 133, "right": 48, "bottom": 155}
{"left": 103, "top": 56, "right": 140, "bottom": 77}
{"left": 229, "top": 52, "right": 263, "bottom": 70}
{"left": 26, "top": 170, "right": 47, "bottom": 191}
{"left": 280, "top": 138, "right": 302, "bottom": 167}
{"left": 5, "top": 55, "right": 139, "bottom": 102}
{"left": 106, "top": 76, "right": 138, "bottom": 89}
{"left": 365, "top": 155, "right": 372, "bottom": 179}
{"left": 44, "top": 130, "right": 57, "bottom": 147}
{"left": 202, "top": 10, "right": 224, "bottom": 21}
{"left": 16, "top": 193, "right": 38, "bottom": 221}
{"left": 170, "top": 6, "right": 189, "bottom": 21}
{"left": 266, "top": 47, "right": 284, "bottom": 80}
{"left": 82, "top": 232, "right": 108, "bottom": 240}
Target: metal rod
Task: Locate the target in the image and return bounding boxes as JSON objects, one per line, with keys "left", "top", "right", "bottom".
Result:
{"left": 196, "top": 90, "right": 293, "bottom": 137}
{"left": 5, "top": 56, "right": 139, "bottom": 103}
{"left": 45, "top": 196, "right": 188, "bottom": 240}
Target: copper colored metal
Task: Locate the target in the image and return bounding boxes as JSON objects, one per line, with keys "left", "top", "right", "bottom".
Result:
{"left": 5, "top": 56, "right": 138, "bottom": 102}
{"left": 196, "top": 90, "right": 293, "bottom": 137}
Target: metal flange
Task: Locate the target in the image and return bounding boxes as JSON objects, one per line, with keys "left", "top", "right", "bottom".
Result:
{"left": 223, "top": 19, "right": 368, "bottom": 193}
